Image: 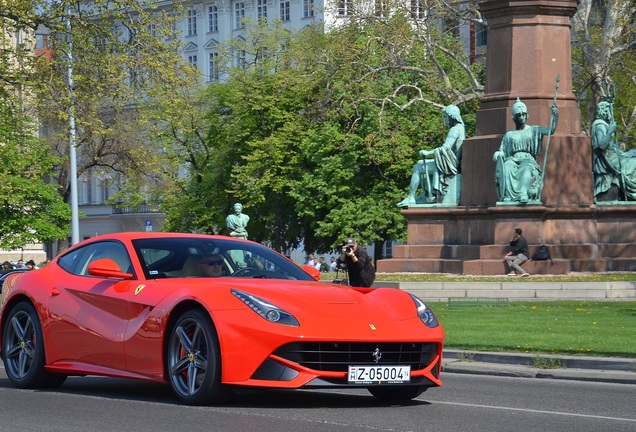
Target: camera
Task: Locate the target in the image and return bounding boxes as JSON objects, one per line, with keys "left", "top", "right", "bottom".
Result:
{"left": 345, "top": 245, "right": 352, "bottom": 253}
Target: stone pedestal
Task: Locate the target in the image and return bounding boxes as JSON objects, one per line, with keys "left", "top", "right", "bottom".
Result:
{"left": 377, "top": 205, "right": 636, "bottom": 275}
{"left": 461, "top": 0, "right": 589, "bottom": 208}
{"left": 376, "top": 0, "right": 636, "bottom": 275}
{"left": 461, "top": 134, "right": 593, "bottom": 207}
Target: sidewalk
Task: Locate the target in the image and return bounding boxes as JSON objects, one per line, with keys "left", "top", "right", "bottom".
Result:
{"left": 442, "top": 350, "right": 636, "bottom": 385}
{"left": 377, "top": 280, "right": 636, "bottom": 301}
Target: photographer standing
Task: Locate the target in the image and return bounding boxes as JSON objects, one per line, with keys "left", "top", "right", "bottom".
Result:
{"left": 338, "top": 238, "right": 375, "bottom": 287}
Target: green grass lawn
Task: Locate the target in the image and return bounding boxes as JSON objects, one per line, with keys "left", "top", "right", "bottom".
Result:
{"left": 373, "top": 272, "right": 636, "bottom": 283}
{"left": 319, "top": 272, "right": 635, "bottom": 357}
{"left": 433, "top": 301, "right": 636, "bottom": 358}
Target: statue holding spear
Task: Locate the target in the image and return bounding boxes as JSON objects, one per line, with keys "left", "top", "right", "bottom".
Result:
{"left": 493, "top": 80, "right": 559, "bottom": 204}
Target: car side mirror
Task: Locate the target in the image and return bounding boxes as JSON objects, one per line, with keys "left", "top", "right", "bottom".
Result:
{"left": 302, "top": 265, "right": 320, "bottom": 281}
{"left": 88, "top": 258, "right": 133, "bottom": 280}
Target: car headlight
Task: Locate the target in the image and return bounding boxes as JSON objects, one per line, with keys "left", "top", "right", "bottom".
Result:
{"left": 231, "top": 289, "right": 299, "bottom": 327}
{"left": 409, "top": 294, "right": 440, "bottom": 328}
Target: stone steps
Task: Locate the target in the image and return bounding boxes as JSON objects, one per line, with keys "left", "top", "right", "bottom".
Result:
{"left": 378, "top": 243, "right": 636, "bottom": 275}
{"left": 372, "top": 281, "right": 636, "bottom": 301}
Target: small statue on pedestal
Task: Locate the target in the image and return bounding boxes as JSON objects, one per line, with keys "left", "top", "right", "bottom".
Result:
{"left": 226, "top": 202, "right": 250, "bottom": 239}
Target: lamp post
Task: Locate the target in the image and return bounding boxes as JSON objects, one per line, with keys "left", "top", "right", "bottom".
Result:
{"left": 66, "top": 7, "right": 79, "bottom": 245}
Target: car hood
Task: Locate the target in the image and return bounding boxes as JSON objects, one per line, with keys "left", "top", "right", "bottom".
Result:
{"left": 207, "top": 278, "right": 417, "bottom": 322}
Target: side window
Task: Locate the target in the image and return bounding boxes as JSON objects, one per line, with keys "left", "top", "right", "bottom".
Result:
{"left": 58, "top": 247, "right": 88, "bottom": 274}
{"left": 225, "top": 249, "right": 276, "bottom": 274}
{"left": 138, "top": 248, "right": 174, "bottom": 278}
{"left": 60, "top": 242, "right": 132, "bottom": 276}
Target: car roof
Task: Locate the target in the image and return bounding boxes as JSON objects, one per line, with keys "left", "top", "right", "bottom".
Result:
{"left": 82, "top": 232, "right": 242, "bottom": 243}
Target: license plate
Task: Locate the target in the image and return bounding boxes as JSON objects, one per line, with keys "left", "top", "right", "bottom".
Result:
{"left": 348, "top": 365, "right": 411, "bottom": 384}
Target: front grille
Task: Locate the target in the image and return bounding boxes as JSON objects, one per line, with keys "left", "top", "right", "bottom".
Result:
{"left": 273, "top": 342, "right": 438, "bottom": 372}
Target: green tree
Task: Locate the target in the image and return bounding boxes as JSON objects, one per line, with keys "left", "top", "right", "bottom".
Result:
{"left": 572, "top": 0, "right": 636, "bottom": 147}
{"left": 0, "top": 99, "right": 70, "bottom": 250}
{"left": 1, "top": 1, "right": 70, "bottom": 248}
{"left": 18, "top": 0, "right": 196, "bottom": 211}
{"left": 291, "top": 10, "right": 481, "bottom": 256}
{"left": 162, "top": 19, "right": 314, "bottom": 252}
{"left": 162, "top": 7, "right": 483, "bottom": 257}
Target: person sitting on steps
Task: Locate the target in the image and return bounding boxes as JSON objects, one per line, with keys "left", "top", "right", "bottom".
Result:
{"left": 504, "top": 227, "right": 530, "bottom": 277}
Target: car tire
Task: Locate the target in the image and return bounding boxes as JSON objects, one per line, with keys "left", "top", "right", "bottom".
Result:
{"left": 167, "top": 309, "right": 233, "bottom": 405}
{"left": 2, "top": 301, "right": 67, "bottom": 389}
{"left": 368, "top": 385, "right": 427, "bottom": 401}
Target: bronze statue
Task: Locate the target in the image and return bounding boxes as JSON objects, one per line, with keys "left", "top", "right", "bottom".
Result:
{"left": 592, "top": 99, "right": 636, "bottom": 202}
{"left": 397, "top": 105, "right": 465, "bottom": 207}
{"left": 493, "top": 97, "right": 558, "bottom": 204}
{"left": 226, "top": 203, "right": 250, "bottom": 239}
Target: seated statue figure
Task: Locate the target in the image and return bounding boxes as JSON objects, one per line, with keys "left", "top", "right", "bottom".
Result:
{"left": 592, "top": 100, "right": 636, "bottom": 201}
{"left": 397, "top": 105, "right": 465, "bottom": 207}
{"left": 493, "top": 98, "right": 558, "bottom": 204}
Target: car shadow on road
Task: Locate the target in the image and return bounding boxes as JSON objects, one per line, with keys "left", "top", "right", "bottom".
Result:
{"left": 231, "top": 388, "right": 431, "bottom": 408}
{"left": 0, "top": 376, "right": 431, "bottom": 408}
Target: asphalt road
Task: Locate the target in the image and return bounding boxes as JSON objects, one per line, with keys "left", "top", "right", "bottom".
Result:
{"left": 0, "top": 367, "right": 634, "bottom": 432}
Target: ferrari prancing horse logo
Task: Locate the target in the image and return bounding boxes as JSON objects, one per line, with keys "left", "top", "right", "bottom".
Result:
{"left": 369, "top": 324, "right": 376, "bottom": 330}
{"left": 372, "top": 348, "right": 382, "bottom": 363}
{"left": 134, "top": 284, "right": 145, "bottom": 295}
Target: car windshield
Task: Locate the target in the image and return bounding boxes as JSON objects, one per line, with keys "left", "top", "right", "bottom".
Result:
{"left": 132, "top": 237, "right": 313, "bottom": 281}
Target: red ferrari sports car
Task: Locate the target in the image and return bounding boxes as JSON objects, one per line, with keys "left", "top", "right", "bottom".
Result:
{"left": 0, "top": 233, "right": 444, "bottom": 405}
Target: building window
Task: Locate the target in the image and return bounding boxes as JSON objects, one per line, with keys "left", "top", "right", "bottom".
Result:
{"left": 208, "top": 52, "right": 219, "bottom": 81}
{"left": 208, "top": 5, "right": 218, "bottom": 32}
{"left": 187, "top": 8, "right": 197, "bottom": 36}
{"left": 303, "top": 0, "right": 314, "bottom": 18}
{"left": 165, "top": 21, "right": 177, "bottom": 40}
{"left": 146, "top": 23, "right": 156, "bottom": 37}
{"left": 444, "top": 16, "right": 459, "bottom": 38}
{"left": 257, "top": 0, "right": 268, "bottom": 20}
{"left": 410, "top": 0, "right": 425, "bottom": 19}
{"left": 80, "top": 175, "right": 91, "bottom": 205}
{"left": 375, "top": 0, "right": 388, "bottom": 17}
{"left": 476, "top": 21, "right": 487, "bottom": 46}
{"left": 337, "top": 0, "right": 352, "bottom": 16}
{"left": 235, "top": 49, "right": 246, "bottom": 69}
{"left": 100, "top": 179, "right": 111, "bottom": 202}
{"left": 188, "top": 55, "right": 198, "bottom": 69}
{"left": 234, "top": 2, "right": 245, "bottom": 29}
{"left": 280, "top": 0, "right": 290, "bottom": 21}
{"left": 35, "top": 34, "right": 48, "bottom": 49}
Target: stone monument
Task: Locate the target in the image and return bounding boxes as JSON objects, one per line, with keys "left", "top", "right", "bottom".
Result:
{"left": 377, "top": 0, "right": 636, "bottom": 275}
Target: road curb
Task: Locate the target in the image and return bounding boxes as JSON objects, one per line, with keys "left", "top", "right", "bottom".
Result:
{"left": 442, "top": 350, "right": 636, "bottom": 384}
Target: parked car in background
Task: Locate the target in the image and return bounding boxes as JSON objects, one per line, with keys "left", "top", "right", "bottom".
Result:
{"left": 0, "top": 269, "right": 29, "bottom": 294}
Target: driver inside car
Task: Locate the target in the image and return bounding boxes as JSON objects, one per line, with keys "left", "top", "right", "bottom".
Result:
{"left": 182, "top": 249, "right": 226, "bottom": 277}
{"left": 199, "top": 253, "right": 225, "bottom": 277}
